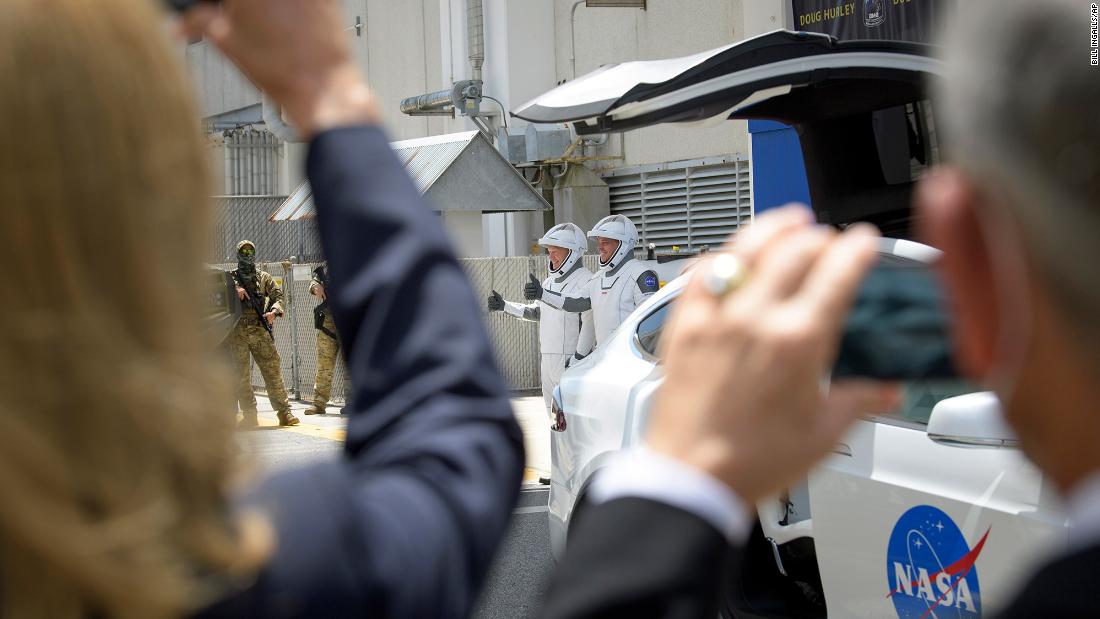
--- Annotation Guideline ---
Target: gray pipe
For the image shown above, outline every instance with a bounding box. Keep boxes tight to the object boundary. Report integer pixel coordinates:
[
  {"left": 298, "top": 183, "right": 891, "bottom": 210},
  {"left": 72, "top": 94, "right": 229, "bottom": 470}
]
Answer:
[
  {"left": 248, "top": 130, "right": 257, "bottom": 195},
  {"left": 400, "top": 88, "right": 457, "bottom": 115},
  {"left": 467, "top": 0, "right": 484, "bottom": 82},
  {"left": 259, "top": 131, "right": 268, "bottom": 195},
  {"left": 224, "top": 133, "right": 233, "bottom": 195},
  {"left": 232, "top": 131, "right": 241, "bottom": 195},
  {"left": 263, "top": 131, "right": 272, "bottom": 195}
]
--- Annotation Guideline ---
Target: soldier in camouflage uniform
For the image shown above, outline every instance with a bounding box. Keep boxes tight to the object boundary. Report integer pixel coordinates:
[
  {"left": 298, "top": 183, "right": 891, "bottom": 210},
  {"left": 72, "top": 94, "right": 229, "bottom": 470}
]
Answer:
[
  {"left": 304, "top": 263, "right": 340, "bottom": 416},
  {"left": 231, "top": 240, "right": 300, "bottom": 427}
]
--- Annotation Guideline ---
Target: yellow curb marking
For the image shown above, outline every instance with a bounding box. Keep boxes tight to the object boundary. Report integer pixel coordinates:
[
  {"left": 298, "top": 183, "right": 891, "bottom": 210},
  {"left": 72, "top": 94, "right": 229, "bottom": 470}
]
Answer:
[{"left": 254, "top": 419, "right": 347, "bottom": 442}]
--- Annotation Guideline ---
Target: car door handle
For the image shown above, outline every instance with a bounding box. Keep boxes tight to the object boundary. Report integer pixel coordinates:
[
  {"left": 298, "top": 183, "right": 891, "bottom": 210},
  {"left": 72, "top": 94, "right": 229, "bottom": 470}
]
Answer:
[{"left": 831, "top": 442, "right": 852, "bottom": 457}]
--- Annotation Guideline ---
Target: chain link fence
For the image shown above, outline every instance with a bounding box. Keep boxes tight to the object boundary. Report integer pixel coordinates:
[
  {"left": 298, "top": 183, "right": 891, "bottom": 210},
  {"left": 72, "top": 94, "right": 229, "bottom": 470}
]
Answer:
[{"left": 213, "top": 197, "right": 324, "bottom": 264}]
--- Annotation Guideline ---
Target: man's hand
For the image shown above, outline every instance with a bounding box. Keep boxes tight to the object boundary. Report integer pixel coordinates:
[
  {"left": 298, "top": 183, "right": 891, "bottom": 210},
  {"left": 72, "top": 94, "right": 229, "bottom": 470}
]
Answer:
[
  {"left": 181, "top": 0, "right": 379, "bottom": 138},
  {"left": 236, "top": 285, "right": 249, "bottom": 301},
  {"left": 647, "top": 206, "right": 897, "bottom": 505},
  {"left": 523, "top": 274, "right": 544, "bottom": 301},
  {"left": 264, "top": 311, "right": 277, "bottom": 326},
  {"left": 313, "top": 284, "right": 327, "bottom": 301},
  {"left": 487, "top": 290, "right": 505, "bottom": 312}
]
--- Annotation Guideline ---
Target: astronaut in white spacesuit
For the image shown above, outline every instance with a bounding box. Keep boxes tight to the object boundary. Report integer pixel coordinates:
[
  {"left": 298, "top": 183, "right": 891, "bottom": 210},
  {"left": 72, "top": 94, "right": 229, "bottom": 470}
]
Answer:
[
  {"left": 488, "top": 222, "right": 595, "bottom": 413},
  {"left": 525, "top": 214, "right": 659, "bottom": 348}
]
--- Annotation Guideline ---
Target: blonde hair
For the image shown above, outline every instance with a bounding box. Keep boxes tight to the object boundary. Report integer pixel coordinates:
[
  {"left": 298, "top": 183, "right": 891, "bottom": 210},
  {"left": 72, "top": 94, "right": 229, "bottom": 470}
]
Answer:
[{"left": 0, "top": 0, "right": 268, "bottom": 617}]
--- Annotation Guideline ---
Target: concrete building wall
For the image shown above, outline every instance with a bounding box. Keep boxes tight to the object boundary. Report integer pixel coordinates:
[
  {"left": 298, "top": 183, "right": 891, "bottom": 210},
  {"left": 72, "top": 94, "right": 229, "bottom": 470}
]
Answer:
[
  {"left": 742, "top": 0, "right": 792, "bottom": 35},
  {"left": 187, "top": 1, "right": 778, "bottom": 256},
  {"left": 186, "top": 42, "right": 260, "bottom": 118},
  {"left": 441, "top": 210, "right": 485, "bottom": 258}
]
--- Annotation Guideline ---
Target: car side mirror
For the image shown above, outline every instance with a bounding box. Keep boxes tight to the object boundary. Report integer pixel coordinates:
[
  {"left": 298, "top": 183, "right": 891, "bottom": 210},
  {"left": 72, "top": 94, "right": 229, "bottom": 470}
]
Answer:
[{"left": 926, "top": 392, "right": 1018, "bottom": 448}]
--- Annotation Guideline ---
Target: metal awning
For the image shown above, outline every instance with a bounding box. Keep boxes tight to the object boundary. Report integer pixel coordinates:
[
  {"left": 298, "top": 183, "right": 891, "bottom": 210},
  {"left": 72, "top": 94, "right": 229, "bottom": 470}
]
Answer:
[{"left": 270, "top": 130, "right": 549, "bottom": 221}]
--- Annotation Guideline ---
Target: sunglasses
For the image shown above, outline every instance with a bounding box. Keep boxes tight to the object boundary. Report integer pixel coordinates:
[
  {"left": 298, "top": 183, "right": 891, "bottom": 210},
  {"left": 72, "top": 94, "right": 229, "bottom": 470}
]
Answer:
[{"left": 238, "top": 247, "right": 256, "bottom": 256}]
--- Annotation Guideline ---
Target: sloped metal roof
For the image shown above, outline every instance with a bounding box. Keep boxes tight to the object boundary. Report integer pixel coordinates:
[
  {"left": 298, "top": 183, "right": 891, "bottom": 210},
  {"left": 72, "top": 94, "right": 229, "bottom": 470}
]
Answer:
[
  {"left": 395, "top": 131, "right": 480, "bottom": 192},
  {"left": 271, "top": 130, "right": 548, "bottom": 221}
]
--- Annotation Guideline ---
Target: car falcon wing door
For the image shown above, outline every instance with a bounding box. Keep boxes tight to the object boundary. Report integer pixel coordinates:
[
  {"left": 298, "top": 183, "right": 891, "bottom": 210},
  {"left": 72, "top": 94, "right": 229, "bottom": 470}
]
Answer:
[{"left": 513, "top": 30, "right": 941, "bottom": 136}]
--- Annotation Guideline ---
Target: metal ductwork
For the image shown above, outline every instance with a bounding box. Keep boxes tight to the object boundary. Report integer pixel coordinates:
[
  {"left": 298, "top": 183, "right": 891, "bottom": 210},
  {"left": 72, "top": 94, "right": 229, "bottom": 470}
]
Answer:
[
  {"left": 401, "top": 0, "right": 488, "bottom": 137},
  {"left": 400, "top": 80, "right": 483, "bottom": 117},
  {"left": 467, "top": 0, "right": 484, "bottom": 82}
]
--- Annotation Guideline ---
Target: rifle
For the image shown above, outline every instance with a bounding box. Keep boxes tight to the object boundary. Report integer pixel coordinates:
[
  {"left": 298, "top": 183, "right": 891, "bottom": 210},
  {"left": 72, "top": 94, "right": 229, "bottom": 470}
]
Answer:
[
  {"left": 232, "top": 270, "right": 275, "bottom": 340},
  {"left": 313, "top": 265, "right": 338, "bottom": 341}
]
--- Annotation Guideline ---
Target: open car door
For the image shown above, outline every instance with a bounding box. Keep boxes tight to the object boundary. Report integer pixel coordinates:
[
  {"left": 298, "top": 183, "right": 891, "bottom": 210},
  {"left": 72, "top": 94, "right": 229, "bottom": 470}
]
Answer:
[{"left": 514, "top": 30, "right": 943, "bottom": 238}]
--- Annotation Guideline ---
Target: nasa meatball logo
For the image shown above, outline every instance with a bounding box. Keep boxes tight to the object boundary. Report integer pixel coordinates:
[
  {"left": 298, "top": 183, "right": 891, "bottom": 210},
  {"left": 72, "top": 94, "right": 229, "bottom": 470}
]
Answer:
[
  {"left": 644, "top": 275, "right": 657, "bottom": 288},
  {"left": 886, "top": 505, "right": 990, "bottom": 618},
  {"left": 864, "top": 0, "right": 886, "bottom": 27}
]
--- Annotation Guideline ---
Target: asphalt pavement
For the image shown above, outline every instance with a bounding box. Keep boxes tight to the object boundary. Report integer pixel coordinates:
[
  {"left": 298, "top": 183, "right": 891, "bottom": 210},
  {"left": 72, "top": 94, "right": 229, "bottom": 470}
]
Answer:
[
  {"left": 237, "top": 395, "right": 554, "bottom": 617},
  {"left": 472, "top": 485, "right": 553, "bottom": 619}
]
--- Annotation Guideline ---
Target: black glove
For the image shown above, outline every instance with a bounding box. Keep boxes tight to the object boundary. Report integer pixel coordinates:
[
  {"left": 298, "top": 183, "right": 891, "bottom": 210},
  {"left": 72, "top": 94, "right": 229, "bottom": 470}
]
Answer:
[
  {"left": 523, "top": 273, "right": 543, "bottom": 301},
  {"left": 566, "top": 352, "right": 585, "bottom": 369},
  {"left": 487, "top": 290, "right": 505, "bottom": 312}
]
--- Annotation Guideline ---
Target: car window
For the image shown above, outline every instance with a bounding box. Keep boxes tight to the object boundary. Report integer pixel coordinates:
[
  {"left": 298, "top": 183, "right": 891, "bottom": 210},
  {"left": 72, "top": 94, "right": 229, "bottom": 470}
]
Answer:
[
  {"left": 636, "top": 275, "right": 971, "bottom": 425},
  {"left": 872, "top": 99, "right": 939, "bottom": 186},
  {"left": 878, "top": 380, "right": 977, "bottom": 426},
  {"left": 635, "top": 301, "right": 673, "bottom": 358}
]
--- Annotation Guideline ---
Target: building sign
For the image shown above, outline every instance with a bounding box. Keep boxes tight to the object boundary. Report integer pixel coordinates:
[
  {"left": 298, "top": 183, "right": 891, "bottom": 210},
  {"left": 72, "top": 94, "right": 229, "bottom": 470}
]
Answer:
[{"left": 792, "top": 0, "right": 951, "bottom": 43}]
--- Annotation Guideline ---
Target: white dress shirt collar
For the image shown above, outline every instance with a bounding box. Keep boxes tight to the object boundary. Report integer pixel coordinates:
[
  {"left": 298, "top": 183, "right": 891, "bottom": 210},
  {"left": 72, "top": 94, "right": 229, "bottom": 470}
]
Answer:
[{"left": 1066, "top": 469, "right": 1100, "bottom": 552}]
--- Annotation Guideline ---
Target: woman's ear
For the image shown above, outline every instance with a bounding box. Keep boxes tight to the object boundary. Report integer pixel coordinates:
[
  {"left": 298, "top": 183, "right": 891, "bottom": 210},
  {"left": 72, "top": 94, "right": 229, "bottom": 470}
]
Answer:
[{"left": 916, "top": 168, "right": 1000, "bottom": 380}]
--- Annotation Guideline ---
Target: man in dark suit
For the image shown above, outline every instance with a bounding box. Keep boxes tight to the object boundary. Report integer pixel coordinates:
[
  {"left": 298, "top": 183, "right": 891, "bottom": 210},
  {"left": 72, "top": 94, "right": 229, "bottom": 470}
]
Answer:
[
  {"left": 541, "top": 0, "right": 1100, "bottom": 617},
  {"left": 180, "top": 2, "right": 523, "bottom": 617}
]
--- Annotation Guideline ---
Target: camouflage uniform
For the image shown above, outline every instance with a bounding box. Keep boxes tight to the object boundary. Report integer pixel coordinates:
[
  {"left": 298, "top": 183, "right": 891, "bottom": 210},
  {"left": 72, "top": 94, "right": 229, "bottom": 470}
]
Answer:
[
  {"left": 231, "top": 241, "right": 298, "bottom": 427},
  {"left": 306, "top": 264, "right": 341, "bottom": 415}
]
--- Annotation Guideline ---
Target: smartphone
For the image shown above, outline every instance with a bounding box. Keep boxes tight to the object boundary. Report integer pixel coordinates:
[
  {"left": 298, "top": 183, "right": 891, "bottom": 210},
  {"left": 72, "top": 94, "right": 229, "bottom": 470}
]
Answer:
[{"left": 831, "top": 260, "right": 958, "bottom": 380}]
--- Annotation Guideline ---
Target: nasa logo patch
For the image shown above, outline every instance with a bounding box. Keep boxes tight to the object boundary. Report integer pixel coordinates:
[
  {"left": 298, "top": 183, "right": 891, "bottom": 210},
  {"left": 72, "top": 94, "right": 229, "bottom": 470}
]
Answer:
[
  {"left": 864, "top": 0, "right": 886, "bottom": 27},
  {"left": 886, "top": 505, "right": 989, "bottom": 618},
  {"left": 645, "top": 275, "right": 657, "bottom": 288}
]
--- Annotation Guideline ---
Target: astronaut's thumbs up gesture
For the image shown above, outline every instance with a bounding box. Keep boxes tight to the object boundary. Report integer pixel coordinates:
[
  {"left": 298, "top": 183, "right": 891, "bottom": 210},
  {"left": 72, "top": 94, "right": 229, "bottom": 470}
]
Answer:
[{"left": 524, "top": 273, "right": 544, "bottom": 301}]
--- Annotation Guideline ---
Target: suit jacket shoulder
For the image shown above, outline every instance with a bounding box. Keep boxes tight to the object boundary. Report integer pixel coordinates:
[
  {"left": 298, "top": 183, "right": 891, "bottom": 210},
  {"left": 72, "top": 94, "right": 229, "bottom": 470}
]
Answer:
[
  {"left": 541, "top": 497, "right": 735, "bottom": 619},
  {"left": 995, "top": 542, "right": 1100, "bottom": 618},
  {"left": 198, "top": 126, "right": 523, "bottom": 619}
]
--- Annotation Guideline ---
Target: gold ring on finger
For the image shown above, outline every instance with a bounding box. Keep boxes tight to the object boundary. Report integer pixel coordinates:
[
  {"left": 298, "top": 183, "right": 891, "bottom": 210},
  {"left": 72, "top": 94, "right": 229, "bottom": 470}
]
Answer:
[{"left": 701, "top": 253, "right": 748, "bottom": 297}]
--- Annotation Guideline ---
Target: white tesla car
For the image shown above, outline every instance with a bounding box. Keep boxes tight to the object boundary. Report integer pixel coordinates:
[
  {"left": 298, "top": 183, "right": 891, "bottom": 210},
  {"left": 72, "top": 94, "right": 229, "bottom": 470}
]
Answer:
[
  {"left": 521, "top": 30, "right": 1070, "bottom": 619},
  {"left": 549, "top": 238, "right": 1067, "bottom": 618}
]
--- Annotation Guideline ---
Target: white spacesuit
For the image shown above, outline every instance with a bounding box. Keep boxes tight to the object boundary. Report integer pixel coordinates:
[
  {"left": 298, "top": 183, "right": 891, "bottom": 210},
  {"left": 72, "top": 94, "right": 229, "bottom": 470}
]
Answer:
[
  {"left": 487, "top": 223, "right": 595, "bottom": 416},
  {"left": 533, "top": 215, "right": 659, "bottom": 347}
]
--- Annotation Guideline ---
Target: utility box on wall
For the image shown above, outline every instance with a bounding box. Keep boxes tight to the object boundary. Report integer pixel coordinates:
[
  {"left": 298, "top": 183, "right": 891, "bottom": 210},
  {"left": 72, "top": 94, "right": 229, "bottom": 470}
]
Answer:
[
  {"left": 496, "top": 127, "right": 528, "bottom": 165},
  {"left": 526, "top": 125, "right": 572, "bottom": 163}
]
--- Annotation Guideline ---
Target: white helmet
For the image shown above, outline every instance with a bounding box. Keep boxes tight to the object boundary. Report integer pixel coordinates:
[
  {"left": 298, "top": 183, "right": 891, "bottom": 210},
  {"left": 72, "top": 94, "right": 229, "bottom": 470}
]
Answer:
[
  {"left": 588, "top": 214, "right": 639, "bottom": 268},
  {"left": 538, "top": 222, "right": 588, "bottom": 274}
]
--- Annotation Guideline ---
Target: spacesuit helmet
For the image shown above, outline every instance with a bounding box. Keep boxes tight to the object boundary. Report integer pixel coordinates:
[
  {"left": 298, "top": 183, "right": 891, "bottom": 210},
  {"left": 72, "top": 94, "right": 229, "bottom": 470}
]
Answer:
[
  {"left": 537, "top": 223, "right": 588, "bottom": 274},
  {"left": 587, "top": 215, "right": 638, "bottom": 268}
]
